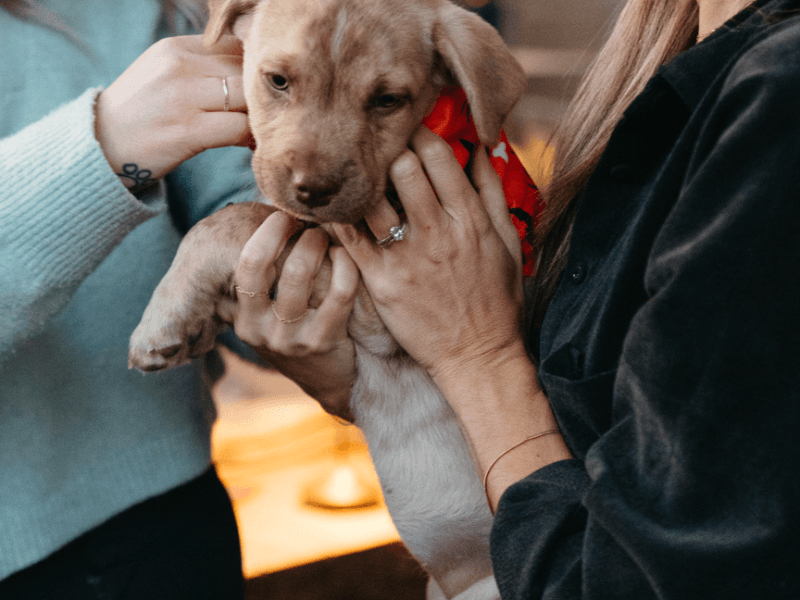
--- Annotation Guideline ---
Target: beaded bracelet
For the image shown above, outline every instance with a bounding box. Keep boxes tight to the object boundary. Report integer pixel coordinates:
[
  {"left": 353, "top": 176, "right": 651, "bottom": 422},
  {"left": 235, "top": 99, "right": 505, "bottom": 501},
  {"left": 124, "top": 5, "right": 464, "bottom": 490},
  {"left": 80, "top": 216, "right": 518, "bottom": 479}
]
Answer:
[{"left": 483, "top": 429, "right": 560, "bottom": 512}]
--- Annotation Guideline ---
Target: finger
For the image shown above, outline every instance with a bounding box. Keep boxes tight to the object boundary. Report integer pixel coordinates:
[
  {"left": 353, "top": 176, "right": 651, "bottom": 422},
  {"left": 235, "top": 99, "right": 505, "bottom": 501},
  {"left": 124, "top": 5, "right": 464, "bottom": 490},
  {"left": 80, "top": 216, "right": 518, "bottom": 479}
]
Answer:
[
  {"left": 471, "top": 147, "right": 521, "bottom": 265},
  {"left": 193, "top": 111, "right": 251, "bottom": 149},
  {"left": 364, "top": 196, "right": 403, "bottom": 244},
  {"left": 273, "top": 227, "right": 329, "bottom": 323},
  {"left": 235, "top": 211, "right": 299, "bottom": 317},
  {"left": 410, "top": 126, "right": 478, "bottom": 215},
  {"left": 311, "top": 246, "right": 359, "bottom": 337},
  {"left": 388, "top": 146, "right": 443, "bottom": 229}
]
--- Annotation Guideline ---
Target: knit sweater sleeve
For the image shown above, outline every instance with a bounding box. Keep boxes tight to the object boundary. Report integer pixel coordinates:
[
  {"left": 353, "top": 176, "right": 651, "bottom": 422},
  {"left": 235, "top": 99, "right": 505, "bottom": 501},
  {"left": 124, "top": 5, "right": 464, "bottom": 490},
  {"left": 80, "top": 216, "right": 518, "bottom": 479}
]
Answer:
[{"left": 0, "top": 88, "right": 166, "bottom": 357}]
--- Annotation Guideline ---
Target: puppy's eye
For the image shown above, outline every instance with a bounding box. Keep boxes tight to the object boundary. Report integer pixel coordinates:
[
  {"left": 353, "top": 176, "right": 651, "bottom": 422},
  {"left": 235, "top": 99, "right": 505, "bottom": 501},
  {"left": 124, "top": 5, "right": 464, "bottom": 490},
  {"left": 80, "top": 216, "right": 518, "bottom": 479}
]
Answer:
[
  {"left": 265, "top": 73, "right": 289, "bottom": 91},
  {"left": 372, "top": 94, "right": 405, "bottom": 110}
]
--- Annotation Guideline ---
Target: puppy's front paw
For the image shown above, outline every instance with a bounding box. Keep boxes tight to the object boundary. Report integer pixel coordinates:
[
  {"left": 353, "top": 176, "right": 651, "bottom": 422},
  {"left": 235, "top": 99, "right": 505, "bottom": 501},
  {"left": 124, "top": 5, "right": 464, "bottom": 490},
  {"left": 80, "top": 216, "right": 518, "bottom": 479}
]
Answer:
[
  {"left": 128, "top": 279, "right": 230, "bottom": 372},
  {"left": 128, "top": 202, "right": 275, "bottom": 372}
]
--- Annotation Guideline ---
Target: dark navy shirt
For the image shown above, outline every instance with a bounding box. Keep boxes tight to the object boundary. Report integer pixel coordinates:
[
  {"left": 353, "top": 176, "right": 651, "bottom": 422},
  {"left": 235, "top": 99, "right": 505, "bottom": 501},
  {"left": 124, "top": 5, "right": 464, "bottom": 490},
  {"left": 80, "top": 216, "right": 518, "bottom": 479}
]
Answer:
[{"left": 491, "top": 0, "right": 800, "bottom": 597}]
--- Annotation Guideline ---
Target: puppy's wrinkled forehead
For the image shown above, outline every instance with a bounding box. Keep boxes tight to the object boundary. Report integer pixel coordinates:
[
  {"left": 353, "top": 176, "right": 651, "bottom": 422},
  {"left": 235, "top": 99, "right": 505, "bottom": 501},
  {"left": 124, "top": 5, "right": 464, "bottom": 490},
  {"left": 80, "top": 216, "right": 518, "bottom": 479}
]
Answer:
[
  {"left": 251, "top": 0, "right": 435, "bottom": 101},
  {"left": 316, "top": 1, "right": 430, "bottom": 66}
]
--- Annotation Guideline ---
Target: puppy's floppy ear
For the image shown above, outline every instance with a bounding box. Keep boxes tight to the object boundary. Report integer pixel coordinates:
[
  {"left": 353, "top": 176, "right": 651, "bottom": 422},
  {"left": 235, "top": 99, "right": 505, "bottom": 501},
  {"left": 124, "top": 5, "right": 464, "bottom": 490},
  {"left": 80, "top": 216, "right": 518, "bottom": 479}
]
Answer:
[
  {"left": 204, "top": 0, "right": 259, "bottom": 46},
  {"left": 433, "top": 2, "right": 526, "bottom": 145}
]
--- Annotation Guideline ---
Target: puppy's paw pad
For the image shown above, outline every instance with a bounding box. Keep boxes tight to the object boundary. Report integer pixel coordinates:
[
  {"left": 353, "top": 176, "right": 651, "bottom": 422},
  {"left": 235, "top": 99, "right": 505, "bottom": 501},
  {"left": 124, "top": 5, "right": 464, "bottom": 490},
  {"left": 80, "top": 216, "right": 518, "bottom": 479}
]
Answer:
[
  {"left": 128, "top": 324, "right": 190, "bottom": 371},
  {"left": 128, "top": 340, "right": 188, "bottom": 372},
  {"left": 129, "top": 316, "right": 221, "bottom": 372}
]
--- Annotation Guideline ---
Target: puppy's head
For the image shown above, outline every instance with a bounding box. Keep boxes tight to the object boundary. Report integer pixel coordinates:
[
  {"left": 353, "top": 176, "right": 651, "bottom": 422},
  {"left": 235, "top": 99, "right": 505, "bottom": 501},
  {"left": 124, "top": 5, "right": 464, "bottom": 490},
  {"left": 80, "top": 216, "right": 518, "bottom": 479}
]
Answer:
[{"left": 206, "top": 0, "right": 525, "bottom": 223}]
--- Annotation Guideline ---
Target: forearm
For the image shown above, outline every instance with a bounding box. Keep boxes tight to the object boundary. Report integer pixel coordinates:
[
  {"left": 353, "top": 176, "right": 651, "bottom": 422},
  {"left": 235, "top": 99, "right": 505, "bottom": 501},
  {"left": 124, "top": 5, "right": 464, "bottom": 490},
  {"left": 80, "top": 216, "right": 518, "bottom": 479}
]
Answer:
[
  {"left": 435, "top": 347, "right": 572, "bottom": 512},
  {"left": 0, "top": 89, "right": 165, "bottom": 355}
]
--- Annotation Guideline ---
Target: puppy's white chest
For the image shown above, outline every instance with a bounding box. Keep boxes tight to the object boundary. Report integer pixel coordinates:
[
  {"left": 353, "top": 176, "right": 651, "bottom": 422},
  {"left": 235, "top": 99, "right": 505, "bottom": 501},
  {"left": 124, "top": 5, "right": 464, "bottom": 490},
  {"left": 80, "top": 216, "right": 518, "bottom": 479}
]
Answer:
[{"left": 349, "top": 342, "right": 495, "bottom": 592}]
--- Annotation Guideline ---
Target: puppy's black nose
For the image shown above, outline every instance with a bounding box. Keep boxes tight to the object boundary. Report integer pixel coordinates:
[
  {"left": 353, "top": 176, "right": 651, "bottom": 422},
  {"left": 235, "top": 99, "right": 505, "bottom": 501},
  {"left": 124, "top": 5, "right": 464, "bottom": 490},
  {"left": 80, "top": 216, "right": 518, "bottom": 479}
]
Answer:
[{"left": 294, "top": 174, "right": 342, "bottom": 208}]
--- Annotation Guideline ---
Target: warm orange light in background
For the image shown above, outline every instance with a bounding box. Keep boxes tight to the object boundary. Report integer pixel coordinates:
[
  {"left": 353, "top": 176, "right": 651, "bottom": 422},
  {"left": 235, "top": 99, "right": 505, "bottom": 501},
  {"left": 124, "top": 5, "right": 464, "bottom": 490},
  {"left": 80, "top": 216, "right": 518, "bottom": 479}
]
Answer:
[
  {"left": 512, "top": 136, "right": 555, "bottom": 189},
  {"left": 211, "top": 348, "right": 399, "bottom": 579}
]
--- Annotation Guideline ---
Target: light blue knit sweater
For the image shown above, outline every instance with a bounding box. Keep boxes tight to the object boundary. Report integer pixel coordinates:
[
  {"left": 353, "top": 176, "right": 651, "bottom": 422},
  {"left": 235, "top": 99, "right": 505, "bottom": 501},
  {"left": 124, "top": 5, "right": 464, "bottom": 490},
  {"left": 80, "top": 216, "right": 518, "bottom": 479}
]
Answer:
[{"left": 0, "top": 0, "right": 257, "bottom": 579}]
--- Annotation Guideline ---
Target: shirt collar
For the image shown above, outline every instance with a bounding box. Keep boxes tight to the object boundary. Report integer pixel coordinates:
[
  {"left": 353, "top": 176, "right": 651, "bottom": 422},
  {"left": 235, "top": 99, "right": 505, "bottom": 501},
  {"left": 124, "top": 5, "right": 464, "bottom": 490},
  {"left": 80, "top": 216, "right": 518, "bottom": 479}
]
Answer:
[{"left": 659, "top": 0, "right": 796, "bottom": 110}]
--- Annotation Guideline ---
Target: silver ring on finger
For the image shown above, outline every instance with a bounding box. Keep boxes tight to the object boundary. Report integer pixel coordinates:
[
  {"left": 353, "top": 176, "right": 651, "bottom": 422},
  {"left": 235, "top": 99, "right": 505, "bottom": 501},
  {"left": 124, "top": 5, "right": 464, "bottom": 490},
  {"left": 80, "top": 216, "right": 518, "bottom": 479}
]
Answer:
[
  {"left": 376, "top": 223, "right": 408, "bottom": 249},
  {"left": 221, "top": 77, "right": 230, "bottom": 112},
  {"left": 271, "top": 303, "right": 308, "bottom": 325}
]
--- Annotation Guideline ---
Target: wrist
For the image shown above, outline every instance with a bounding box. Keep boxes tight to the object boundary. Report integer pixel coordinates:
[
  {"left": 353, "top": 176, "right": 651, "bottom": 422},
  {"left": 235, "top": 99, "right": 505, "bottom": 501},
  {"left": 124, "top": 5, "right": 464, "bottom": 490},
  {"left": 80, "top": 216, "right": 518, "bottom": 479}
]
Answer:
[
  {"left": 94, "top": 91, "right": 162, "bottom": 193},
  {"left": 482, "top": 428, "right": 561, "bottom": 512},
  {"left": 434, "top": 348, "right": 556, "bottom": 454},
  {"left": 302, "top": 381, "right": 355, "bottom": 423},
  {"left": 260, "top": 346, "right": 357, "bottom": 423},
  {"left": 431, "top": 340, "right": 535, "bottom": 415},
  {"left": 431, "top": 347, "right": 573, "bottom": 511},
  {"left": 114, "top": 163, "right": 159, "bottom": 193}
]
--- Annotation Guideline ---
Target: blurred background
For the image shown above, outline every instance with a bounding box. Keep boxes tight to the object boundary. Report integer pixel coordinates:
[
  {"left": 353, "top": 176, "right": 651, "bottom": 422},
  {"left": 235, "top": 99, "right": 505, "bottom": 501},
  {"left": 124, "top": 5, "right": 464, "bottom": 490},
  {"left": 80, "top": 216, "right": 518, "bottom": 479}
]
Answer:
[{"left": 212, "top": 2, "right": 624, "bottom": 598}]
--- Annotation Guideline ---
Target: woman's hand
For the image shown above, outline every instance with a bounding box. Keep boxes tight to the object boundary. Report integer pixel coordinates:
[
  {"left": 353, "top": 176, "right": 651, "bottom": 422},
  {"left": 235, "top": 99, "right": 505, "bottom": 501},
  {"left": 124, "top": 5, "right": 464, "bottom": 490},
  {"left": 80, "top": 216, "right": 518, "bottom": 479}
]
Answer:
[
  {"left": 334, "top": 128, "right": 571, "bottom": 508},
  {"left": 333, "top": 126, "right": 529, "bottom": 393},
  {"left": 232, "top": 211, "right": 360, "bottom": 422},
  {"left": 95, "top": 35, "right": 251, "bottom": 190}
]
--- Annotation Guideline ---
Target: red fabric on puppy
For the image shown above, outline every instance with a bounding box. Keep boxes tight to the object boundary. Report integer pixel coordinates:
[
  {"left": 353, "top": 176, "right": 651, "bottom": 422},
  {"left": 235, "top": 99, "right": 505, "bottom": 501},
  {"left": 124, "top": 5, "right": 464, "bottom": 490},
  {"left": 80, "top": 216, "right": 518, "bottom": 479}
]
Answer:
[{"left": 422, "top": 86, "right": 542, "bottom": 276}]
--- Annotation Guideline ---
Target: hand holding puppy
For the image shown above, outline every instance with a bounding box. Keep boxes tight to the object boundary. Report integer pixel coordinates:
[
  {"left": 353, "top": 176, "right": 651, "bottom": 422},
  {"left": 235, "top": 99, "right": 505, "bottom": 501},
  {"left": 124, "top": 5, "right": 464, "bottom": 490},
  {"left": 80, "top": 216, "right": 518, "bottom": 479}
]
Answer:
[
  {"left": 334, "top": 126, "right": 528, "bottom": 393},
  {"left": 95, "top": 35, "right": 252, "bottom": 189},
  {"left": 232, "top": 211, "right": 361, "bottom": 422}
]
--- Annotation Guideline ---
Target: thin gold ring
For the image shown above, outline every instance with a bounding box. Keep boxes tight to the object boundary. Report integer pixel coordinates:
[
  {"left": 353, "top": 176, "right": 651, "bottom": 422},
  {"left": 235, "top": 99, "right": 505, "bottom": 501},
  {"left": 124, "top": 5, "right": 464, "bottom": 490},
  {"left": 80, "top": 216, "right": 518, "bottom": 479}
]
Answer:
[
  {"left": 271, "top": 303, "right": 308, "bottom": 325},
  {"left": 235, "top": 285, "right": 267, "bottom": 298}
]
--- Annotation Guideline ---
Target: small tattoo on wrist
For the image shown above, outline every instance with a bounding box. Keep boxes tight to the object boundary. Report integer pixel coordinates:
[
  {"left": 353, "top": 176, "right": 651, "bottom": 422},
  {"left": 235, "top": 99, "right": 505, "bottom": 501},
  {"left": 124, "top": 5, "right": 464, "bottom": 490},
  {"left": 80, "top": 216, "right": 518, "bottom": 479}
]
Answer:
[{"left": 118, "top": 163, "right": 156, "bottom": 193}]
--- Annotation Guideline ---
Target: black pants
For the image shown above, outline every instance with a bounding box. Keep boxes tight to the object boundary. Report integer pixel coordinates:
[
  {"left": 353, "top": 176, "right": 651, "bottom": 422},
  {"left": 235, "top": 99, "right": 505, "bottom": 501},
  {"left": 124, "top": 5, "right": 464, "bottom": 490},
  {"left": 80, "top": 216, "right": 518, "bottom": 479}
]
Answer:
[{"left": 0, "top": 467, "right": 244, "bottom": 600}]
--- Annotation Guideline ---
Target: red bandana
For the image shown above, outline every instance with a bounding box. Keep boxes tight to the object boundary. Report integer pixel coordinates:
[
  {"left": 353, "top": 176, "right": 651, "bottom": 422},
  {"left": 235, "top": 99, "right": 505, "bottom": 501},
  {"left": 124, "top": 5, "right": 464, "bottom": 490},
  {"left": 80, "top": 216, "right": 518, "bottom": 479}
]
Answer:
[{"left": 422, "top": 86, "right": 542, "bottom": 276}]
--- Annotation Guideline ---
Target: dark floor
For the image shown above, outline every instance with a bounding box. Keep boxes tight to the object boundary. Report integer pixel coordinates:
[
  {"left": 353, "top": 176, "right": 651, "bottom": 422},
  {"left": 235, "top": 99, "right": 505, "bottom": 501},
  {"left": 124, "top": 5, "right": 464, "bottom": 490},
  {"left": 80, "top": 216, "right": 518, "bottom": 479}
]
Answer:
[{"left": 245, "top": 543, "right": 428, "bottom": 600}]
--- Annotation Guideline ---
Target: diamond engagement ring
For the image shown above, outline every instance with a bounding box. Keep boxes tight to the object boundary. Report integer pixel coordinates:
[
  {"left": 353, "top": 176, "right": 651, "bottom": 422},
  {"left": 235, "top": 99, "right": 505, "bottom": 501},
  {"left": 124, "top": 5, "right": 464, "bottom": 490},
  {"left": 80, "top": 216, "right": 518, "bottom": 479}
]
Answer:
[{"left": 376, "top": 223, "right": 408, "bottom": 248}]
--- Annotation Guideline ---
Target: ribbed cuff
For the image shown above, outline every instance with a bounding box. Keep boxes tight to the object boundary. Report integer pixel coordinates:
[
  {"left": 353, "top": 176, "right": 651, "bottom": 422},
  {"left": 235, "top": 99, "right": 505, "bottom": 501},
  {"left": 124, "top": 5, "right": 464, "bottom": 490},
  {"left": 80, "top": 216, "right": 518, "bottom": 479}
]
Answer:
[{"left": 0, "top": 88, "right": 166, "bottom": 287}]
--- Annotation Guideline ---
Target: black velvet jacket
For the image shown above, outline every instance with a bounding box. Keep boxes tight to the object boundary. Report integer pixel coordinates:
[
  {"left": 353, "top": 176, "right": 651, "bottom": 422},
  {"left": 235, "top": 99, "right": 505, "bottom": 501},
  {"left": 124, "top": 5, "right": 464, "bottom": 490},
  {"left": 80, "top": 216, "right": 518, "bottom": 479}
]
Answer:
[{"left": 490, "top": 1, "right": 800, "bottom": 597}]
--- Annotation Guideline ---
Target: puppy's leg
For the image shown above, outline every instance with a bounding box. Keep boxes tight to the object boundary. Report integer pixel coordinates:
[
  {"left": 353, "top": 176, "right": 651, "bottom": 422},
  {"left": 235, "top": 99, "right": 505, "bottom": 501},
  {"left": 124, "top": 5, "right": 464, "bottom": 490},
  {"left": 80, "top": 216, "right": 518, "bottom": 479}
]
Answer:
[{"left": 129, "top": 202, "right": 276, "bottom": 372}]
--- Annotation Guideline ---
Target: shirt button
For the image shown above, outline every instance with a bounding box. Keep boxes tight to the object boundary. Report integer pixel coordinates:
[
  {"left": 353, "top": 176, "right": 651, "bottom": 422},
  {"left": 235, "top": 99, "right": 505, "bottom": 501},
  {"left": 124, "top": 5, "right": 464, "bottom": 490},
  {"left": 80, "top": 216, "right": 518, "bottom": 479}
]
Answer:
[
  {"left": 610, "top": 164, "right": 634, "bottom": 181},
  {"left": 570, "top": 261, "right": 587, "bottom": 284}
]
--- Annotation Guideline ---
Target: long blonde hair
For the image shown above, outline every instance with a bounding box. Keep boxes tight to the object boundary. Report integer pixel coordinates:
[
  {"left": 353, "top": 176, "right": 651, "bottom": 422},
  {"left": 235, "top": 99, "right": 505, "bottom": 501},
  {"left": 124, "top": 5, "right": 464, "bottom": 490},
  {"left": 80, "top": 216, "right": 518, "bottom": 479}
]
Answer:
[{"left": 530, "top": 0, "right": 699, "bottom": 324}]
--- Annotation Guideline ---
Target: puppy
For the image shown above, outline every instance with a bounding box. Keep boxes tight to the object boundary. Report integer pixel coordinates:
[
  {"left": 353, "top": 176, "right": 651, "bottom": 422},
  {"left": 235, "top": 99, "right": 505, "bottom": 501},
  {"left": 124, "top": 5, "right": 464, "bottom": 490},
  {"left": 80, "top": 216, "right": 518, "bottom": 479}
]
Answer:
[{"left": 130, "top": 1, "right": 527, "bottom": 598}]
